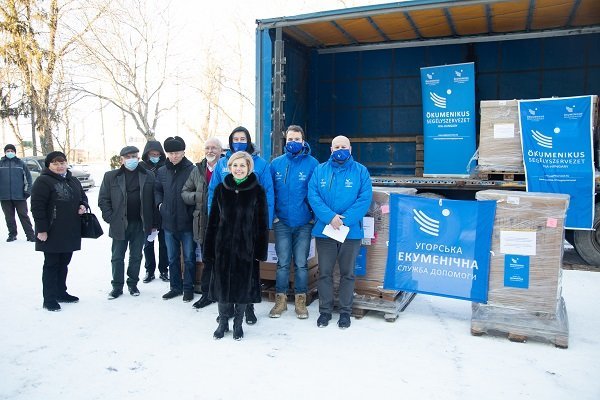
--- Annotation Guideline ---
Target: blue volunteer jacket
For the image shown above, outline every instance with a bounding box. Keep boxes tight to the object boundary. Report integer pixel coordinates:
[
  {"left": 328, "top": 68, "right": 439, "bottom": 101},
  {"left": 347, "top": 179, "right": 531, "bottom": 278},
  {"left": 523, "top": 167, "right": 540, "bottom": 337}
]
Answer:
[
  {"left": 308, "top": 155, "right": 372, "bottom": 240},
  {"left": 208, "top": 150, "right": 274, "bottom": 226},
  {"left": 270, "top": 142, "right": 319, "bottom": 228}
]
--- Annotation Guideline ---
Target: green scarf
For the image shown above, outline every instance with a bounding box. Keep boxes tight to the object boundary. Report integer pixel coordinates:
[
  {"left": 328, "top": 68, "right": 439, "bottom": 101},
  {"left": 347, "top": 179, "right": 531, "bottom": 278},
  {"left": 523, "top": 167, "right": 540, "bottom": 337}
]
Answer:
[{"left": 234, "top": 176, "right": 248, "bottom": 185}]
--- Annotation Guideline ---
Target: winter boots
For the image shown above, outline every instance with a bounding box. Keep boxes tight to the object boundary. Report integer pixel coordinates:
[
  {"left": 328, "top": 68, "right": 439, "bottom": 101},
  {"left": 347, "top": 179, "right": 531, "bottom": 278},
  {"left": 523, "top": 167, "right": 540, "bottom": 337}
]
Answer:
[
  {"left": 233, "top": 304, "right": 246, "bottom": 340},
  {"left": 269, "top": 293, "right": 288, "bottom": 318},
  {"left": 213, "top": 318, "right": 229, "bottom": 339},
  {"left": 294, "top": 293, "right": 309, "bottom": 319},
  {"left": 245, "top": 303, "right": 257, "bottom": 325}
]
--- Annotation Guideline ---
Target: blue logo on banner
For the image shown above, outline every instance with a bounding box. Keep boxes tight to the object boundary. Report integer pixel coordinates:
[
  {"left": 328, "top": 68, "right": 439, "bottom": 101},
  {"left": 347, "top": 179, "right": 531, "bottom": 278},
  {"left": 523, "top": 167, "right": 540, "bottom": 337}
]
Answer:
[
  {"left": 420, "top": 63, "right": 476, "bottom": 176},
  {"left": 519, "top": 96, "right": 595, "bottom": 229},
  {"left": 504, "top": 255, "right": 529, "bottom": 289},
  {"left": 383, "top": 194, "right": 496, "bottom": 302}
]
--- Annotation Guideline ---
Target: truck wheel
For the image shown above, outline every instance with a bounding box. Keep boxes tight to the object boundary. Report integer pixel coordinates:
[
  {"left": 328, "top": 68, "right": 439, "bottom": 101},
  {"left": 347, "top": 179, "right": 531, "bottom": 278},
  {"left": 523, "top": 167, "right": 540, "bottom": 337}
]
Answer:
[{"left": 571, "top": 203, "right": 600, "bottom": 268}]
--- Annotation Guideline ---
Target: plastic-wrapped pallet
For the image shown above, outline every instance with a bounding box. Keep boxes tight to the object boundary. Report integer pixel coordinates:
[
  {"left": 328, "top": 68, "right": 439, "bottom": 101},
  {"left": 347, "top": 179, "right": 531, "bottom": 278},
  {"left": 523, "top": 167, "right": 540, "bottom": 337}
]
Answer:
[
  {"left": 353, "top": 187, "right": 417, "bottom": 298},
  {"left": 478, "top": 100, "right": 524, "bottom": 172},
  {"left": 472, "top": 190, "right": 570, "bottom": 347}
]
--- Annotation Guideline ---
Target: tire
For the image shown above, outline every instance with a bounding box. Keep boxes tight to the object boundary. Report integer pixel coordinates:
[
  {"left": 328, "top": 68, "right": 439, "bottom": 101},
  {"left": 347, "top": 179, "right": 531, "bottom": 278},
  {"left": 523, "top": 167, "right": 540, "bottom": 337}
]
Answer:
[{"left": 571, "top": 203, "right": 600, "bottom": 268}]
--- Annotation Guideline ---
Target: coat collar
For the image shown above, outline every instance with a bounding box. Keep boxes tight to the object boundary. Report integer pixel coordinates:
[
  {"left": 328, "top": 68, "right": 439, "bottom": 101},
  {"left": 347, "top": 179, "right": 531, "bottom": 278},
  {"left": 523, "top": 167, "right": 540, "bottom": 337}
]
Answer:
[{"left": 223, "top": 172, "right": 258, "bottom": 191}]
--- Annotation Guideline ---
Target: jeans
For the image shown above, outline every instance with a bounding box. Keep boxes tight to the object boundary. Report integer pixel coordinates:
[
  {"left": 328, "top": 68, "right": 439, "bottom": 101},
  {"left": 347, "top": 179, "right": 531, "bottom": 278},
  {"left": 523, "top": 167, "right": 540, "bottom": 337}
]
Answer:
[
  {"left": 274, "top": 220, "right": 313, "bottom": 294},
  {"left": 1, "top": 199, "right": 34, "bottom": 238},
  {"left": 315, "top": 237, "right": 361, "bottom": 314},
  {"left": 42, "top": 252, "right": 73, "bottom": 302},
  {"left": 143, "top": 229, "right": 168, "bottom": 275},
  {"left": 164, "top": 229, "right": 196, "bottom": 293},
  {"left": 111, "top": 220, "right": 145, "bottom": 289}
]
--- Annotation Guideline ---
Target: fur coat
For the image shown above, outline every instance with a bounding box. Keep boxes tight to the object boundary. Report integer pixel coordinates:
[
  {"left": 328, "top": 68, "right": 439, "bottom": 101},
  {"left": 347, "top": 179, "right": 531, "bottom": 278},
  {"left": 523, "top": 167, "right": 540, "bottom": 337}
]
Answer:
[{"left": 203, "top": 173, "right": 268, "bottom": 304}]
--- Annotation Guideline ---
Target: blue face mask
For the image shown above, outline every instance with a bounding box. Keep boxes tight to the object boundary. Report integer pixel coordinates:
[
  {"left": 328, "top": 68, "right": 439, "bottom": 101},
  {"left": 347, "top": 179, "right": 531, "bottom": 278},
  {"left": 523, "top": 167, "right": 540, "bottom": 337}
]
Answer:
[
  {"left": 332, "top": 148, "right": 351, "bottom": 162},
  {"left": 5, "top": 152, "right": 15, "bottom": 159},
  {"left": 285, "top": 141, "right": 303, "bottom": 155},
  {"left": 231, "top": 142, "right": 247, "bottom": 152},
  {"left": 124, "top": 158, "right": 139, "bottom": 171},
  {"left": 149, "top": 156, "right": 160, "bottom": 164}
]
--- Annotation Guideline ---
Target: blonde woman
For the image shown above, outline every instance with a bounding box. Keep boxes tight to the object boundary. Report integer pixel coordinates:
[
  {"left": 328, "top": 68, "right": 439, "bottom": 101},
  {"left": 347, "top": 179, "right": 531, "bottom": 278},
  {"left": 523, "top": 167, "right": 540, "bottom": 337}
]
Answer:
[{"left": 203, "top": 151, "right": 268, "bottom": 340}]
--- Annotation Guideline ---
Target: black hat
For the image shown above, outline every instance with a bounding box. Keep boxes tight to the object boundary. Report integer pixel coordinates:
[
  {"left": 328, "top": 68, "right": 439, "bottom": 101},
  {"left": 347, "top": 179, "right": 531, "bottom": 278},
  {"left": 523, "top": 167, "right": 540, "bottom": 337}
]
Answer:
[
  {"left": 164, "top": 136, "right": 186, "bottom": 152},
  {"left": 119, "top": 145, "right": 140, "bottom": 157},
  {"left": 45, "top": 151, "right": 67, "bottom": 167},
  {"left": 4, "top": 144, "right": 16, "bottom": 153}
]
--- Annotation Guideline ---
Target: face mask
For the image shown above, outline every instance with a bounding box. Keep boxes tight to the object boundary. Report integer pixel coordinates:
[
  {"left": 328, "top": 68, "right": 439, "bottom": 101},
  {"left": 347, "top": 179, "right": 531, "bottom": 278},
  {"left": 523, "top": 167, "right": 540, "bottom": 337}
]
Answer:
[
  {"left": 285, "top": 141, "right": 303, "bottom": 155},
  {"left": 332, "top": 149, "right": 351, "bottom": 162},
  {"left": 5, "top": 152, "right": 15, "bottom": 159},
  {"left": 231, "top": 142, "right": 247, "bottom": 152},
  {"left": 149, "top": 156, "right": 160, "bottom": 164},
  {"left": 124, "top": 159, "right": 139, "bottom": 171}
]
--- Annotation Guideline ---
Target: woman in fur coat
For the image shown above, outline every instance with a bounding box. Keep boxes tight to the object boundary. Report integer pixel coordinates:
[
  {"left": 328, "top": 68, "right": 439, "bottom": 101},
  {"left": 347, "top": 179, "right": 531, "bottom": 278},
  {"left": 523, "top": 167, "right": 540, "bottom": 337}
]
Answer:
[{"left": 203, "top": 151, "right": 268, "bottom": 340}]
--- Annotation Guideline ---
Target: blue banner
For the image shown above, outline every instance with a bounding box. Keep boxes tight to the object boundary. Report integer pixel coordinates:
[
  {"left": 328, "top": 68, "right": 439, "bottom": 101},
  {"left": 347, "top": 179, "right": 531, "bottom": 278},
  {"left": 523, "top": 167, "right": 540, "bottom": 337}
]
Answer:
[
  {"left": 383, "top": 194, "right": 496, "bottom": 302},
  {"left": 420, "top": 62, "right": 476, "bottom": 177},
  {"left": 519, "top": 96, "right": 595, "bottom": 229}
]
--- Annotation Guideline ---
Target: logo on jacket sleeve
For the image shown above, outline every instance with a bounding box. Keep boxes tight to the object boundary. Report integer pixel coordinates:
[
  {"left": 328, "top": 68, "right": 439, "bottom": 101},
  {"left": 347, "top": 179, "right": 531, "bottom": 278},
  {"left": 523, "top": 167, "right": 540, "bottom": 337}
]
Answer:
[{"left": 320, "top": 178, "right": 327, "bottom": 188}]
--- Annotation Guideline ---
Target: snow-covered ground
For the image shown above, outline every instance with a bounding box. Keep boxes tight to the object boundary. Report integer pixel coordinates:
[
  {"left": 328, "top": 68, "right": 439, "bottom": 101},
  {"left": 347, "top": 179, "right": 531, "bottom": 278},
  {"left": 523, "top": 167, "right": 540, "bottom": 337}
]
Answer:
[{"left": 1, "top": 166, "right": 599, "bottom": 400}]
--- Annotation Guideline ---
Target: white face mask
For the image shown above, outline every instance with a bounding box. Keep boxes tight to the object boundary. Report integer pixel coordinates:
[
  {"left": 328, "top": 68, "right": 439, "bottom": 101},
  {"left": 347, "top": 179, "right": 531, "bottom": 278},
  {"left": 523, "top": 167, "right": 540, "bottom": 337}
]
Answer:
[{"left": 206, "top": 154, "right": 217, "bottom": 163}]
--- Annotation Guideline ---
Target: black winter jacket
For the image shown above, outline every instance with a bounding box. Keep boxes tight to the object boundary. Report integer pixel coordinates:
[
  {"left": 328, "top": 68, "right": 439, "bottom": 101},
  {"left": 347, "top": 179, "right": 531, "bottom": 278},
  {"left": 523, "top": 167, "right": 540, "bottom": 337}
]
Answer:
[
  {"left": 0, "top": 156, "right": 32, "bottom": 200},
  {"left": 204, "top": 173, "right": 269, "bottom": 304},
  {"left": 31, "top": 169, "right": 88, "bottom": 253},
  {"left": 154, "top": 157, "right": 194, "bottom": 232},
  {"left": 98, "top": 165, "right": 158, "bottom": 240}
]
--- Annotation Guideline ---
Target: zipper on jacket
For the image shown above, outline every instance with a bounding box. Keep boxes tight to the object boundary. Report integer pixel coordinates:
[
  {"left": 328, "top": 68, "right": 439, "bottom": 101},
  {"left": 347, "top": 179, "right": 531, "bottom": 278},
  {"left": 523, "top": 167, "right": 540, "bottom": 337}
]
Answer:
[{"left": 283, "top": 165, "right": 289, "bottom": 184}]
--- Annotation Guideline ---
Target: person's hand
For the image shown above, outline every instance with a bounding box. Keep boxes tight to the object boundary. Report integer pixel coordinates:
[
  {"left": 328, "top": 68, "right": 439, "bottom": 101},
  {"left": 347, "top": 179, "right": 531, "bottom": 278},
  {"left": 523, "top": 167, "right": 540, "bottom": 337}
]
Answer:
[
  {"left": 78, "top": 205, "right": 86, "bottom": 215},
  {"left": 37, "top": 232, "right": 48, "bottom": 241},
  {"left": 330, "top": 214, "right": 345, "bottom": 230}
]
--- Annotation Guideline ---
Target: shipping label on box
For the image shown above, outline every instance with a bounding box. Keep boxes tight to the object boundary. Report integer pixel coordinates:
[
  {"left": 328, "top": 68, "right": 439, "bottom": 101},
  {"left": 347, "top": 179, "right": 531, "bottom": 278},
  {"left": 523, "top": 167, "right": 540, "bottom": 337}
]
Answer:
[{"left": 504, "top": 254, "right": 530, "bottom": 289}]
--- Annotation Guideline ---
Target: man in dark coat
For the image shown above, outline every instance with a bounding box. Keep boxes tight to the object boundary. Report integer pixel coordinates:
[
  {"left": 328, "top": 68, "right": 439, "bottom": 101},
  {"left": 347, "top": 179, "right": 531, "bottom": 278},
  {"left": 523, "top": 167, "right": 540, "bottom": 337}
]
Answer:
[
  {"left": 181, "top": 137, "right": 223, "bottom": 309},
  {"left": 139, "top": 140, "right": 169, "bottom": 283},
  {"left": 0, "top": 144, "right": 35, "bottom": 242},
  {"left": 154, "top": 136, "right": 196, "bottom": 302},
  {"left": 31, "top": 151, "right": 88, "bottom": 311},
  {"left": 99, "top": 146, "right": 158, "bottom": 299}
]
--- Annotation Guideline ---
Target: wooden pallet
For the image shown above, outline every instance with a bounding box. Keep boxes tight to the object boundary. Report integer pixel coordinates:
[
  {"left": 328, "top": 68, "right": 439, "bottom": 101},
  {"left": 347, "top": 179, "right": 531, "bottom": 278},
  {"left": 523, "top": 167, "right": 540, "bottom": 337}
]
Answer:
[
  {"left": 471, "top": 297, "right": 569, "bottom": 348},
  {"left": 351, "top": 291, "right": 416, "bottom": 322},
  {"left": 478, "top": 170, "right": 525, "bottom": 182}
]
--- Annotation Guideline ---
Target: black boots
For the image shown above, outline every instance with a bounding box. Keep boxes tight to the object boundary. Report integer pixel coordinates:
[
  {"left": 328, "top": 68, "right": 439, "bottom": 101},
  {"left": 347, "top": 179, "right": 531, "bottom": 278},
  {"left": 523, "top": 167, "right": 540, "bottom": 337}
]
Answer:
[
  {"left": 193, "top": 294, "right": 215, "bottom": 309},
  {"left": 245, "top": 303, "right": 257, "bottom": 325},
  {"left": 233, "top": 304, "right": 246, "bottom": 340},
  {"left": 213, "top": 318, "right": 230, "bottom": 339}
]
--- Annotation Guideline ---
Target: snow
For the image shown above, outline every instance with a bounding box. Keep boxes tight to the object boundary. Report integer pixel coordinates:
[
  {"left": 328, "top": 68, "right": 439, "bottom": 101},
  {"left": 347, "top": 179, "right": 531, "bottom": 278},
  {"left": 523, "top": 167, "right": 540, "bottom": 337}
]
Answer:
[{"left": 1, "top": 165, "right": 599, "bottom": 400}]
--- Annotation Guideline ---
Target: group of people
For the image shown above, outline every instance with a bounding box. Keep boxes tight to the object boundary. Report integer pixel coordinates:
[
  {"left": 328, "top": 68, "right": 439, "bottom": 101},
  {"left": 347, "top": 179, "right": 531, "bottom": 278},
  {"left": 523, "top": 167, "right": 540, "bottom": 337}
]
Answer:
[{"left": 2, "top": 124, "right": 373, "bottom": 340}]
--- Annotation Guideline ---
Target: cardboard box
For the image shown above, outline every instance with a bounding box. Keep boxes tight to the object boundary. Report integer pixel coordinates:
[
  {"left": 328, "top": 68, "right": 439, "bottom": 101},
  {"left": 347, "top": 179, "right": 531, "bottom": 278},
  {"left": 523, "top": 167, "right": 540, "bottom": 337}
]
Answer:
[
  {"left": 475, "top": 190, "right": 569, "bottom": 314},
  {"left": 478, "top": 100, "right": 524, "bottom": 172}
]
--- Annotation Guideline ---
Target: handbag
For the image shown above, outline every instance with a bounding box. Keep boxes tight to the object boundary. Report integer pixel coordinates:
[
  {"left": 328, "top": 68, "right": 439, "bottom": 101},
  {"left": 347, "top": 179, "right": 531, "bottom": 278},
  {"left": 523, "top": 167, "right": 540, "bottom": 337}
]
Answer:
[{"left": 81, "top": 208, "right": 104, "bottom": 239}]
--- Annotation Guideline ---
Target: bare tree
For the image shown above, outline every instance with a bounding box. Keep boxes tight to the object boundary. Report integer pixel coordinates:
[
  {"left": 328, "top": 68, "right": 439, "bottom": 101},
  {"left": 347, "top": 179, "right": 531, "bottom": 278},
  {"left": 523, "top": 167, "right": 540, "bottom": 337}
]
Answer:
[
  {"left": 76, "top": 0, "right": 173, "bottom": 141},
  {"left": 0, "top": 0, "right": 104, "bottom": 154}
]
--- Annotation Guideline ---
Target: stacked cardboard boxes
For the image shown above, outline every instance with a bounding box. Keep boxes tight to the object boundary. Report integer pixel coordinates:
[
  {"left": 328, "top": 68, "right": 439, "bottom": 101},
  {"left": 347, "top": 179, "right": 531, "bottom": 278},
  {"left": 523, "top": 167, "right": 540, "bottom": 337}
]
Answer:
[
  {"left": 478, "top": 100, "right": 524, "bottom": 172},
  {"left": 354, "top": 187, "right": 417, "bottom": 298},
  {"left": 472, "top": 190, "right": 570, "bottom": 346}
]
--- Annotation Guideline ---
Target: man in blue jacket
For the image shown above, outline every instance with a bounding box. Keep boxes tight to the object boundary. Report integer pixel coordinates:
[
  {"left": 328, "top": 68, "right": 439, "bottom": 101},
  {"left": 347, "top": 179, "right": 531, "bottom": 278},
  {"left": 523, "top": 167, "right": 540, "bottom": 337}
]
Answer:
[
  {"left": 154, "top": 136, "right": 196, "bottom": 303},
  {"left": 269, "top": 125, "right": 318, "bottom": 319},
  {"left": 308, "top": 136, "right": 372, "bottom": 329},
  {"left": 207, "top": 126, "right": 274, "bottom": 324},
  {"left": 0, "top": 144, "right": 35, "bottom": 242}
]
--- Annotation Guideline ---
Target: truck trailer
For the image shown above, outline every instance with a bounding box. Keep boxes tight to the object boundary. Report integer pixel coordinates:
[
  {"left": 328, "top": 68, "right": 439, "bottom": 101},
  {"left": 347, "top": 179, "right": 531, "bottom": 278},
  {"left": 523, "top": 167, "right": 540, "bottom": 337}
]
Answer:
[{"left": 255, "top": 0, "right": 600, "bottom": 264}]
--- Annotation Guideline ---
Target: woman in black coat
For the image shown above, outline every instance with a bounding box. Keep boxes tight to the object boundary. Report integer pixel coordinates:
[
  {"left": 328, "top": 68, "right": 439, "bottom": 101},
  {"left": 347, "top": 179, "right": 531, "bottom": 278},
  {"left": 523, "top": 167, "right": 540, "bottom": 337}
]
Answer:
[
  {"left": 30, "top": 152, "right": 88, "bottom": 312},
  {"left": 203, "top": 151, "right": 268, "bottom": 340}
]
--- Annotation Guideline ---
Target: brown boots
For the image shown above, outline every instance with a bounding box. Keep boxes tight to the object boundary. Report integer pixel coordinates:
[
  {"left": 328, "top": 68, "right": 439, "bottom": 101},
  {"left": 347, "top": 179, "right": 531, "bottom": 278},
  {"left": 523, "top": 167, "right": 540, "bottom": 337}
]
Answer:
[
  {"left": 294, "top": 293, "right": 308, "bottom": 319},
  {"left": 269, "top": 293, "right": 288, "bottom": 318}
]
